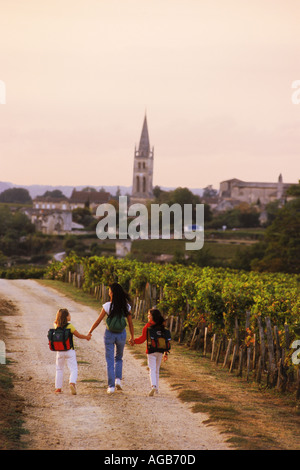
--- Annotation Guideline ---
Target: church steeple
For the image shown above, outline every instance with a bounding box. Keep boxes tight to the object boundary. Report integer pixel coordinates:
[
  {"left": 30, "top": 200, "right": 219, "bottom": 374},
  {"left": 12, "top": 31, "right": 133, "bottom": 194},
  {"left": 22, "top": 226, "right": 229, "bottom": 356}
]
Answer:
[
  {"left": 131, "top": 114, "right": 154, "bottom": 202},
  {"left": 277, "top": 173, "right": 283, "bottom": 201},
  {"left": 138, "top": 115, "right": 150, "bottom": 157}
]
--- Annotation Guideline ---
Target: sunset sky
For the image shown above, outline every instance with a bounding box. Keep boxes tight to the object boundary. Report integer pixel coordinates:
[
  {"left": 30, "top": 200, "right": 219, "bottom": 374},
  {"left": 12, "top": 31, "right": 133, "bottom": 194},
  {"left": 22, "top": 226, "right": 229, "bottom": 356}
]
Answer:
[{"left": 0, "top": 0, "right": 299, "bottom": 192}]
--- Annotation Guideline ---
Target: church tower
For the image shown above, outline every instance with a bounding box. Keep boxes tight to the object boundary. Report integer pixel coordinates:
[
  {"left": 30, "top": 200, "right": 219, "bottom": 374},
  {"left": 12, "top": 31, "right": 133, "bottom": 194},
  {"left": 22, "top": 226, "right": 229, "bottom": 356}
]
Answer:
[
  {"left": 131, "top": 114, "right": 154, "bottom": 203},
  {"left": 277, "top": 173, "right": 283, "bottom": 200}
]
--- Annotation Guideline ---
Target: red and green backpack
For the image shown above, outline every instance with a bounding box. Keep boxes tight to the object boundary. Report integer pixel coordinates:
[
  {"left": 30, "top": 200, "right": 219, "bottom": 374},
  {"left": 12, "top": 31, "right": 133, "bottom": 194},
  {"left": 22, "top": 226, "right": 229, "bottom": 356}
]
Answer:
[{"left": 47, "top": 326, "right": 74, "bottom": 351}]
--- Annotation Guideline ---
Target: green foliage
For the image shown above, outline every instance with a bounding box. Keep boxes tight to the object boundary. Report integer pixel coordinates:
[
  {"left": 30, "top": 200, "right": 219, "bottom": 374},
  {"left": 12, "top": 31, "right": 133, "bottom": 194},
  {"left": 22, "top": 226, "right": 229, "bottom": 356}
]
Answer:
[
  {"left": 42, "top": 189, "right": 67, "bottom": 199},
  {"left": 63, "top": 235, "right": 88, "bottom": 256},
  {"left": 232, "top": 242, "right": 267, "bottom": 271},
  {"left": 253, "top": 200, "right": 300, "bottom": 273},
  {"left": 0, "top": 206, "right": 54, "bottom": 257},
  {"left": 0, "top": 188, "right": 32, "bottom": 204},
  {"left": 264, "top": 200, "right": 281, "bottom": 226},
  {"left": 45, "top": 254, "right": 300, "bottom": 332},
  {"left": 152, "top": 186, "right": 212, "bottom": 223},
  {"left": 0, "top": 265, "right": 46, "bottom": 279},
  {"left": 0, "top": 207, "right": 55, "bottom": 258},
  {"left": 167, "top": 187, "right": 201, "bottom": 206},
  {"left": 0, "top": 206, "right": 34, "bottom": 238},
  {"left": 208, "top": 204, "right": 260, "bottom": 229},
  {"left": 286, "top": 181, "right": 300, "bottom": 197},
  {"left": 45, "top": 254, "right": 300, "bottom": 370},
  {"left": 72, "top": 207, "right": 96, "bottom": 228}
]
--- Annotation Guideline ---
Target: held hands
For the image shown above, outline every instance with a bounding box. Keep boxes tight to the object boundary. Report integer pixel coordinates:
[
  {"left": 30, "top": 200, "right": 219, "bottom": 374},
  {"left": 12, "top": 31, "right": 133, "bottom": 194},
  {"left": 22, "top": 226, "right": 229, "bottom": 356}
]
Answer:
[
  {"left": 86, "top": 333, "right": 92, "bottom": 341},
  {"left": 85, "top": 332, "right": 134, "bottom": 344}
]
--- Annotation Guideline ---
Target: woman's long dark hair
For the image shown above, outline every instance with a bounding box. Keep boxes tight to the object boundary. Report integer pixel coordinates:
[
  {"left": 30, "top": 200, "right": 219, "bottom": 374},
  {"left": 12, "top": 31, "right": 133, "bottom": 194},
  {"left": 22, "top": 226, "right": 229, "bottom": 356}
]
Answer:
[
  {"left": 109, "top": 282, "right": 131, "bottom": 318},
  {"left": 149, "top": 308, "right": 165, "bottom": 329}
]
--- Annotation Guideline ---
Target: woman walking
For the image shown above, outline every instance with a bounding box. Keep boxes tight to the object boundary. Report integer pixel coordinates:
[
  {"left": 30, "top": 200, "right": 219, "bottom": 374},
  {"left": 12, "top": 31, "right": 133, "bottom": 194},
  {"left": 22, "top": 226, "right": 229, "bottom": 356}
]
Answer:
[{"left": 88, "top": 283, "right": 134, "bottom": 394}]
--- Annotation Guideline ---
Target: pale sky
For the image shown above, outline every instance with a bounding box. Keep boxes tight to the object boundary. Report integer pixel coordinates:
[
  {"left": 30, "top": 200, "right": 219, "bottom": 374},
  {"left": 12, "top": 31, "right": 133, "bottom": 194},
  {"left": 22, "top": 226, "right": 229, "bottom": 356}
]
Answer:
[{"left": 0, "top": 0, "right": 299, "bottom": 191}]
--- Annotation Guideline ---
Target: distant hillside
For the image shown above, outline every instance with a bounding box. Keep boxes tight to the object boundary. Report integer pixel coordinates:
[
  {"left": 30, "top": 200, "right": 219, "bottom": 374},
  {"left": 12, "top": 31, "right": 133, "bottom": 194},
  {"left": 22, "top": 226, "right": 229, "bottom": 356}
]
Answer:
[
  {"left": 0, "top": 182, "right": 204, "bottom": 199},
  {"left": 0, "top": 182, "right": 131, "bottom": 198}
]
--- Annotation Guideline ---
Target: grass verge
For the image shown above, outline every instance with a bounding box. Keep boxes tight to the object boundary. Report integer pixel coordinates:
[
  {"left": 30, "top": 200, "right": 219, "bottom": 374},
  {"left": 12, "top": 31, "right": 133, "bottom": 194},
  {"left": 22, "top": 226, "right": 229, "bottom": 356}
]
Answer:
[{"left": 0, "top": 300, "right": 28, "bottom": 450}]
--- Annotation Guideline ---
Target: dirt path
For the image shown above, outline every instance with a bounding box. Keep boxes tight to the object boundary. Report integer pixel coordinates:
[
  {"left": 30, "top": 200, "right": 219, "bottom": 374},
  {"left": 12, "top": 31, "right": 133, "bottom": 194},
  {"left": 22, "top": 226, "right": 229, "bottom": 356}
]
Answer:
[{"left": 0, "top": 279, "right": 229, "bottom": 451}]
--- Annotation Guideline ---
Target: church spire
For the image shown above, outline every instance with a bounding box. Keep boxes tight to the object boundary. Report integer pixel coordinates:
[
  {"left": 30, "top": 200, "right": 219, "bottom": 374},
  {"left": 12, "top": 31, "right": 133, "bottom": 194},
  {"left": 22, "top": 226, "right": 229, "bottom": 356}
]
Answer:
[
  {"left": 131, "top": 114, "right": 154, "bottom": 202},
  {"left": 138, "top": 114, "right": 150, "bottom": 157}
]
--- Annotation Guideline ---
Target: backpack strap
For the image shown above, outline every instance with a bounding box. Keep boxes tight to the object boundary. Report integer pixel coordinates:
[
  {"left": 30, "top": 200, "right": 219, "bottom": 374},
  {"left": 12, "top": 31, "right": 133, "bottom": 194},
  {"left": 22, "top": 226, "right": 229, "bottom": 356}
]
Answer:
[
  {"left": 60, "top": 325, "right": 73, "bottom": 350},
  {"left": 147, "top": 326, "right": 160, "bottom": 353},
  {"left": 64, "top": 324, "right": 74, "bottom": 350},
  {"left": 50, "top": 334, "right": 55, "bottom": 351}
]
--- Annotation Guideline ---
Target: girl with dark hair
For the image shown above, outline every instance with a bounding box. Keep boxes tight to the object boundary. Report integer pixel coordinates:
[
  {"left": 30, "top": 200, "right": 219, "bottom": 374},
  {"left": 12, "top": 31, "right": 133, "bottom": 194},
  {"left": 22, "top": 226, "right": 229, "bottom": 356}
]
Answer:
[
  {"left": 130, "top": 308, "right": 168, "bottom": 396},
  {"left": 88, "top": 283, "right": 134, "bottom": 394}
]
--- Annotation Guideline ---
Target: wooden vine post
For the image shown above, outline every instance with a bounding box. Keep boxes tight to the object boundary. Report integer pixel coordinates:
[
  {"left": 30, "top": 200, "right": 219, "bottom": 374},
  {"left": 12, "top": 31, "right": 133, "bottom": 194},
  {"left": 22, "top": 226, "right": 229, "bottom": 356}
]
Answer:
[
  {"left": 257, "top": 316, "right": 266, "bottom": 372},
  {"left": 265, "top": 317, "right": 277, "bottom": 387}
]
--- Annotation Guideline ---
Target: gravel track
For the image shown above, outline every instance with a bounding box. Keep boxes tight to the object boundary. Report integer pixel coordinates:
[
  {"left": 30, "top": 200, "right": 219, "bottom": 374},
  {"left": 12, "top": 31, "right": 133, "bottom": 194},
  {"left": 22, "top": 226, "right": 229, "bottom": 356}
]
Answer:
[{"left": 0, "top": 279, "right": 229, "bottom": 450}]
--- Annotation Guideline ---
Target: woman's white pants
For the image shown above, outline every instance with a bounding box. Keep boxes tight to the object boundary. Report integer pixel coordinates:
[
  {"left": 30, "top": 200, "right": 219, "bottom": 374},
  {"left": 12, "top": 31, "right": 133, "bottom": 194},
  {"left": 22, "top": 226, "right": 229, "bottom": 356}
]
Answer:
[
  {"left": 147, "top": 352, "right": 163, "bottom": 389},
  {"left": 55, "top": 349, "right": 78, "bottom": 389}
]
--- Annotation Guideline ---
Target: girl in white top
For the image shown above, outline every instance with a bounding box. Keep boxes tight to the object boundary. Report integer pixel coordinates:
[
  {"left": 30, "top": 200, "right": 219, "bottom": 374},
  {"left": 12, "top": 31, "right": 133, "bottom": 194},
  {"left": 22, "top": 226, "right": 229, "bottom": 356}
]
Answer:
[{"left": 88, "top": 283, "right": 134, "bottom": 394}]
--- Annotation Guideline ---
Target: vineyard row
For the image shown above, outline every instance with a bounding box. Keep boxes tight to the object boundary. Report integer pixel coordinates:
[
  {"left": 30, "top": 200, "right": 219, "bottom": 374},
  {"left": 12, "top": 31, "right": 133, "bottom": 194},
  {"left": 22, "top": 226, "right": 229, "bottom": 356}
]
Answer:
[{"left": 45, "top": 254, "right": 300, "bottom": 399}]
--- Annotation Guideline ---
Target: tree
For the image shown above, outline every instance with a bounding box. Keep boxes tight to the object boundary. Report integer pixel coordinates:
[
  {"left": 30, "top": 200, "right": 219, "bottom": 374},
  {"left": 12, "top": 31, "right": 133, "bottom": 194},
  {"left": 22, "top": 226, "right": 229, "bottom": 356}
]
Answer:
[
  {"left": 0, "top": 206, "right": 42, "bottom": 257},
  {"left": 82, "top": 186, "right": 96, "bottom": 192},
  {"left": 232, "top": 242, "right": 267, "bottom": 271},
  {"left": 237, "top": 204, "right": 260, "bottom": 228},
  {"left": 187, "top": 246, "right": 216, "bottom": 267},
  {"left": 208, "top": 204, "right": 260, "bottom": 229},
  {"left": 42, "top": 190, "right": 67, "bottom": 199},
  {"left": 264, "top": 200, "right": 281, "bottom": 226},
  {"left": 0, "top": 206, "right": 34, "bottom": 237},
  {"left": 286, "top": 181, "right": 300, "bottom": 197},
  {"left": 153, "top": 185, "right": 169, "bottom": 203},
  {"left": 168, "top": 187, "right": 201, "bottom": 206},
  {"left": 203, "top": 185, "right": 218, "bottom": 198},
  {"left": 166, "top": 187, "right": 212, "bottom": 223},
  {"left": 0, "top": 188, "right": 32, "bottom": 204},
  {"left": 72, "top": 207, "right": 95, "bottom": 227},
  {"left": 253, "top": 197, "right": 300, "bottom": 273}
]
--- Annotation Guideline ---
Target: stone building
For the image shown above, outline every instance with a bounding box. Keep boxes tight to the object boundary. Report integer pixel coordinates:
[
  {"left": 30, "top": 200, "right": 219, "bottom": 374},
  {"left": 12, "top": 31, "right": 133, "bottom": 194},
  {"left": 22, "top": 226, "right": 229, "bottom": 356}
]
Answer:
[
  {"left": 69, "top": 189, "right": 110, "bottom": 213},
  {"left": 33, "top": 195, "right": 71, "bottom": 211},
  {"left": 24, "top": 208, "right": 73, "bottom": 235},
  {"left": 28, "top": 194, "right": 79, "bottom": 234},
  {"left": 28, "top": 188, "right": 110, "bottom": 234},
  {"left": 115, "top": 240, "right": 132, "bottom": 258},
  {"left": 218, "top": 174, "right": 292, "bottom": 206},
  {"left": 131, "top": 114, "right": 154, "bottom": 203}
]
